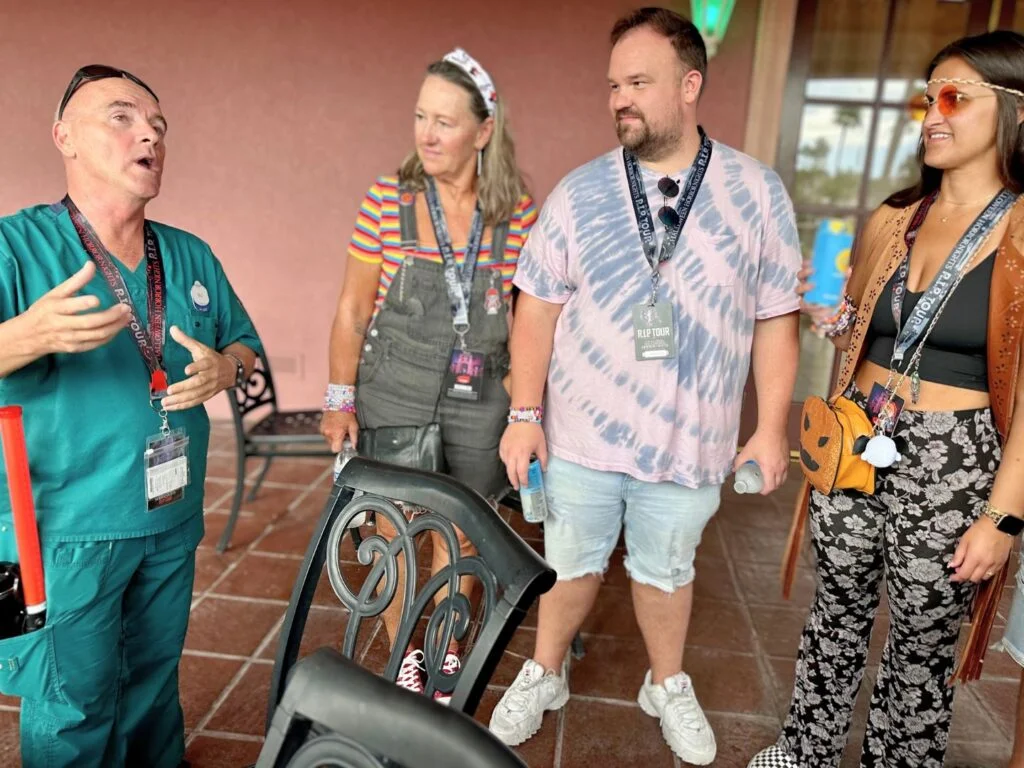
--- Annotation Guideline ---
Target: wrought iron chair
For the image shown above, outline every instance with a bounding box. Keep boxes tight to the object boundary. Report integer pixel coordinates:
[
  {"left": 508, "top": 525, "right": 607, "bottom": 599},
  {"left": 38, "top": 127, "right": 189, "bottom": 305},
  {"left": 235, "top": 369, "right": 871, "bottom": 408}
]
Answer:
[
  {"left": 219, "top": 356, "right": 333, "bottom": 553},
  {"left": 267, "top": 457, "right": 556, "bottom": 726},
  {"left": 257, "top": 648, "right": 526, "bottom": 768}
]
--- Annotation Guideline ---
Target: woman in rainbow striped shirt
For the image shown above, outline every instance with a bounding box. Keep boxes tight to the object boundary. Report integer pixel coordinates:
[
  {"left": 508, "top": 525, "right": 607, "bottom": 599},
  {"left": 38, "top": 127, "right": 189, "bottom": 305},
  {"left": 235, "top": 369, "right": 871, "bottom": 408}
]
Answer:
[{"left": 320, "top": 47, "right": 537, "bottom": 700}]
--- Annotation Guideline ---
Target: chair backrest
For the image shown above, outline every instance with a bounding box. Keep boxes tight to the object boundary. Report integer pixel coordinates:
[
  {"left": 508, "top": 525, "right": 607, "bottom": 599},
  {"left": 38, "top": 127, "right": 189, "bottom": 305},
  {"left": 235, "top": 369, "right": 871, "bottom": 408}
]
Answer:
[
  {"left": 257, "top": 648, "right": 527, "bottom": 768},
  {"left": 267, "top": 458, "right": 556, "bottom": 729},
  {"left": 227, "top": 355, "right": 280, "bottom": 436}
]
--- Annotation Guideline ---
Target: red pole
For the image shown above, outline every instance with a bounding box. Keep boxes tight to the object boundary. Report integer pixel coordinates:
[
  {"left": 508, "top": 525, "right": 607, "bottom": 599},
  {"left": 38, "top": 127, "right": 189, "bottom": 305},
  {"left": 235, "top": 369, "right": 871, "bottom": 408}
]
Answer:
[{"left": 0, "top": 406, "right": 46, "bottom": 629}]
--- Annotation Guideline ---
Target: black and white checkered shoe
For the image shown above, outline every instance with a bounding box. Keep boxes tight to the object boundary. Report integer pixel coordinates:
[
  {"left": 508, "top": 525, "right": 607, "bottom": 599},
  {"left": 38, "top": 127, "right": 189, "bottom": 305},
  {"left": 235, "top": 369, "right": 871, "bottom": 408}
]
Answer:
[{"left": 746, "top": 745, "right": 799, "bottom": 767}]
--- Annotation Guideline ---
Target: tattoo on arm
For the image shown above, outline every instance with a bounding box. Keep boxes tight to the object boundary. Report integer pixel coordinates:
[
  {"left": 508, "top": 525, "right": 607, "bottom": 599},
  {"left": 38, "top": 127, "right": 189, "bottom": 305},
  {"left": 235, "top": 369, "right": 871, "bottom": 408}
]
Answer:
[{"left": 353, "top": 321, "right": 367, "bottom": 337}]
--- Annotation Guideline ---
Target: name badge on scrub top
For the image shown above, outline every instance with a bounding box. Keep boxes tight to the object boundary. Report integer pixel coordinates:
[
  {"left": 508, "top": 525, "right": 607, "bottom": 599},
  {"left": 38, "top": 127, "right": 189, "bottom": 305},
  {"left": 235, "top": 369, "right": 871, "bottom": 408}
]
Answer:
[
  {"left": 632, "top": 302, "right": 677, "bottom": 361},
  {"left": 145, "top": 428, "right": 190, "bottom": 511}
]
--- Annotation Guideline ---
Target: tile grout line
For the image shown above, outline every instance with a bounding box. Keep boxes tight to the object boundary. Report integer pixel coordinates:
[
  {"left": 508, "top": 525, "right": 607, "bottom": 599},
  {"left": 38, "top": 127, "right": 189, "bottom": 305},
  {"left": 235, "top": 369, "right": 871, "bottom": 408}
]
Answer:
[
  {"left": 185, "top": 611, "right": 287, "bottom": 748},
  {"left": 190, "top": 468, "right": 330, "bottom": 612},
  {"left": 185, "top": 468, "right": 332, "bottom": 749},
  {"left": 712, "top": 504, "right": 787, "bottom": 728}
]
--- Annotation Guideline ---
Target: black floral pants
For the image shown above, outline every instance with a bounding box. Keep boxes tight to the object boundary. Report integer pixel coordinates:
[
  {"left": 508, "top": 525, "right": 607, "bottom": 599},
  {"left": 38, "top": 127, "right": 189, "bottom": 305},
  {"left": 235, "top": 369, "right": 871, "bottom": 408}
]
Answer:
[{"left": 778, "top": 385, "right": 1001, "bottom": 767}]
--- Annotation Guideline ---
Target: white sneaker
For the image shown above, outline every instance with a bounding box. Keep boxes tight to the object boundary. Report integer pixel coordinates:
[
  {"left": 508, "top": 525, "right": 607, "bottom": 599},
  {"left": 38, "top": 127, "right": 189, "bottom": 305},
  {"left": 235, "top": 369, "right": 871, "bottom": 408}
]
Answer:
[
  {"left": 489, "top": 659, "right": 569, "bottom": 746},
  {"left": 746, "top": 745, "right": 799, "bottom": 767},
  {"left": 638, "top": 670, "right": 716, "bottom": 765}
]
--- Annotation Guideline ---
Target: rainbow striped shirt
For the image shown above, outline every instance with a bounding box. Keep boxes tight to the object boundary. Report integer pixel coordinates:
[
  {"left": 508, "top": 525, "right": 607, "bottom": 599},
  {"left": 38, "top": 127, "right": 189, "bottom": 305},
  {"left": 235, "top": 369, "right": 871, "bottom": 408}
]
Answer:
[{"left": 348, "top": 175, "right": 537, "bottom": 311}]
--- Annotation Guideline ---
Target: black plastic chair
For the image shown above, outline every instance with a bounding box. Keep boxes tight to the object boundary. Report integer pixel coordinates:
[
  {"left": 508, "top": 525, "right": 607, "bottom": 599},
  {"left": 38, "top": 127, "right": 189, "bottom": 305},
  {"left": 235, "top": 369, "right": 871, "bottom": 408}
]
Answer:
[
  {"left": 257, "top": 648, "right": 526, "bottom": 768},
  {"left": 219, "top": 356, "right": 333, "bottom": 552},
  {"left": 267, "top": 458, "right": 556, "bottom": 728}
]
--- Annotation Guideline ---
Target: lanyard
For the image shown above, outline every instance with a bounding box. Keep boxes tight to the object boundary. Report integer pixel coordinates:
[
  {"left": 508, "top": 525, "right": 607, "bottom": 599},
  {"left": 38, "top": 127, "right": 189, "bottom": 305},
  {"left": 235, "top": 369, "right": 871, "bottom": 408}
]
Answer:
[
  {"left": 423, "top": 177, "right": 485, "bottom": 343},
  {"left": 890, "top": 188, "right": 1015, "bottom": 363},
  {"left": 63, "top": 196, "right": 168, "bottom": 398},
  {"left": 623, "top": 127, "right": 713, "bottom": 289}
]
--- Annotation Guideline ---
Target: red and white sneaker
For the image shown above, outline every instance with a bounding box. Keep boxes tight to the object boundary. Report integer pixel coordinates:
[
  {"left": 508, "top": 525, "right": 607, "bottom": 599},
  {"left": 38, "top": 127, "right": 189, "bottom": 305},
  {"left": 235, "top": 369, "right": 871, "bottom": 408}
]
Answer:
[
  {"left": 432, "top": 651, "right": 461, "bottom": 705},
  {"left": 397, "top": 649, "right": 425, "bottom": 694}
]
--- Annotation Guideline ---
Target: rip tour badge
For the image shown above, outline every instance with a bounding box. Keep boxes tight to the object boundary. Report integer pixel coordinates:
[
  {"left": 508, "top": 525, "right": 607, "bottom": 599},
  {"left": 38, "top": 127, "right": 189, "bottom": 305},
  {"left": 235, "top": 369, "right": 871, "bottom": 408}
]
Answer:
[
  {"left": 632, "top": 301, "right": 677, "bottom": 361},
  {"left": 190, "top": 281, "right": 211, "bottom": 313}
]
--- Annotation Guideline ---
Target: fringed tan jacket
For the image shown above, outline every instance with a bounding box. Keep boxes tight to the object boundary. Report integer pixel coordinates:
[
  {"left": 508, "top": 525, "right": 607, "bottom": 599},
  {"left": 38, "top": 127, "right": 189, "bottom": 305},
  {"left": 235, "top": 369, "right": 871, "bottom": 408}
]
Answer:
[{"left": 783, "top": 196, "right": 1024, "bottom": 683}]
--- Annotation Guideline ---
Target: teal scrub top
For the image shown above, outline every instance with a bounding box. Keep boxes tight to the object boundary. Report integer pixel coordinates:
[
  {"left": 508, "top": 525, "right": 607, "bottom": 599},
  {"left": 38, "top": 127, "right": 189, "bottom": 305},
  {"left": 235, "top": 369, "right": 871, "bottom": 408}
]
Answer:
[{"left": 0, "top": 203, "right": 263, "bottom": 541}]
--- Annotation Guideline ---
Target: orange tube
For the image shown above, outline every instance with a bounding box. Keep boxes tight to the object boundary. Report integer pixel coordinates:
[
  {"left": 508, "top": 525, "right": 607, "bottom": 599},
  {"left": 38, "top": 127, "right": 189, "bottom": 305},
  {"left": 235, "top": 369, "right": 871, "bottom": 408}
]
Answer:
[{"left": 0, "top": 406, "right": 46, "bottom": 619}]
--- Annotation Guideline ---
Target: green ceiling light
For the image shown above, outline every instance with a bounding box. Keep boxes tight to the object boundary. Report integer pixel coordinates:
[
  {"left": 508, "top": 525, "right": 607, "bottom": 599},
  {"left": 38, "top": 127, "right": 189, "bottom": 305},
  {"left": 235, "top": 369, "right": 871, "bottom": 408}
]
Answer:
[{"left": 690, "top": 0, "right": 737, "bottom": 58}]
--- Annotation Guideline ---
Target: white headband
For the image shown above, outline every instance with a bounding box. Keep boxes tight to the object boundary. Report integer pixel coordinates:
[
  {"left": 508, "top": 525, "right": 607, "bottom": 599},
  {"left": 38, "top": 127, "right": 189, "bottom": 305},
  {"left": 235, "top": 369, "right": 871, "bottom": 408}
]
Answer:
[{"left": 442, "top": 47, "right": 497, "bottom": 116}]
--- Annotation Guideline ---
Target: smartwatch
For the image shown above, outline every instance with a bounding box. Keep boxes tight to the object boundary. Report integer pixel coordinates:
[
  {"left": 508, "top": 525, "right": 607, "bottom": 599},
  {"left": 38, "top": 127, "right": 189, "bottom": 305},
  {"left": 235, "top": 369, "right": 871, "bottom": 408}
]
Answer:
[{"left": 984, "top": 502, "right": 1024, "bottom": 536}]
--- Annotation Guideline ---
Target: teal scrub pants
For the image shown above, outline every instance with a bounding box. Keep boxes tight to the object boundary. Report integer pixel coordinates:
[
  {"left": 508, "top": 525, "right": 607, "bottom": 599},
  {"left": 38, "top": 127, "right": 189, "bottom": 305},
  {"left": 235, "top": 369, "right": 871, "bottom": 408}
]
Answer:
[{"left": 0, "top": 514, "right": 203, "bottom": 767}]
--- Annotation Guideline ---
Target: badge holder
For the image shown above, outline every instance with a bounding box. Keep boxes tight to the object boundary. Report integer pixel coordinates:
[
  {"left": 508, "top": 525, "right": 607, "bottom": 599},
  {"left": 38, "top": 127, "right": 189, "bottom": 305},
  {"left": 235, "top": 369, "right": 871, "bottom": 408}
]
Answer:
[
  {"left": 144, "top": 370, "right": 190, "bottom": 511},
  {"left": 633, "top": 271, "right": 677, "bottom": 362},
  {"left": 444, "top": 325, "right": 486, "bottom": 401}
]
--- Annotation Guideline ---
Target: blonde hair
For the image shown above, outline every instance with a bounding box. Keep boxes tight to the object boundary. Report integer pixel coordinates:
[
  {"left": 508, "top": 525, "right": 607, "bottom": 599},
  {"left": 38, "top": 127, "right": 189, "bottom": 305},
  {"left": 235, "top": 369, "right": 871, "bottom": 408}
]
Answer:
[{"left": 398, "top": 60, "right": 526, "bottom": 226}]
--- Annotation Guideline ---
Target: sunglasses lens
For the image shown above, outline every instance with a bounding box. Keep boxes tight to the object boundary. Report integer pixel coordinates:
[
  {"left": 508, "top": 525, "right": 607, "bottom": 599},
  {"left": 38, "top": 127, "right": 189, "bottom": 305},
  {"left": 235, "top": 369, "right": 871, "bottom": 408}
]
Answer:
[
  {"left": 658, "top": 177, "right": 680, "bottom": 197},
  {"left": 938, "top": 85, "right": 960, "bottom": 117},
  {"left": 658, "top": 207, "right": 680, "bottom": 228}
]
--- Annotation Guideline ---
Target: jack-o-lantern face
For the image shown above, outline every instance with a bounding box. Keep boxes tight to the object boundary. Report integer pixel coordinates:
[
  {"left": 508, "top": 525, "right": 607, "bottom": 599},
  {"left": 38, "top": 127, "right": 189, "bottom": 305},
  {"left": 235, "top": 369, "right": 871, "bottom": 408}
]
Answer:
[
  {"left": 799, "top": 412, "right": 830, "bottom": 472},
  {"left": 799, "top": 398, "right": 843, "bottom": 491},
  {"left": 798, "top": 396, "right": 877, "bottom": 496}
]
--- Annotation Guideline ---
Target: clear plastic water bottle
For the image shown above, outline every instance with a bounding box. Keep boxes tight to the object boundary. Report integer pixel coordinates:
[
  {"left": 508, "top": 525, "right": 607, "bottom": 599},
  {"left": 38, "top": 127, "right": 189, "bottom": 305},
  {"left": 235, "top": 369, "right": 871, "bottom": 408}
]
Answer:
[
  {"left": 520, "top": 457, "right": 549, "bottom": 523},
  {"left": 333, "top": 439, "right": 358, "bottom": 482},
  {"left": 733, "top": 460, "right": 764, "bottom": 494}
]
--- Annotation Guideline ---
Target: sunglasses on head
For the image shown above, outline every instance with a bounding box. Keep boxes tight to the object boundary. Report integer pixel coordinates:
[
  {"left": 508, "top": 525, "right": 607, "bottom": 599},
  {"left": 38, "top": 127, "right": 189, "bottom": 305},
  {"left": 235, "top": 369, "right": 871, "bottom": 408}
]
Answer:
[
  {"left": 57, "top": 65, "right": 159, "bottom": 119},
  {"left": 924, "top": 78, "right": 1024, "bottom": 118},
  {"left": 657, "top": 176, "right": 681, "bottom": 228}
]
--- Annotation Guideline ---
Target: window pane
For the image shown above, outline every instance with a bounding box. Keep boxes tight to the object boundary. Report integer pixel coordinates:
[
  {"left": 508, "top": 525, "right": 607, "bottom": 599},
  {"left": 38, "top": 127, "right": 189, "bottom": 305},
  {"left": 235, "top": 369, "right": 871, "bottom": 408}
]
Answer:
[
  {"left": 793, "top": 105, "right": 873, "bottom": 209},
  {"left": 867, "top": 107, "right": 921, "bottom": 208},
  {"left": 804, "top": 1, "right": 889, "bottom": 102},
  {"left": 881, "top": 77, "right": 925, "bottom": 104}
]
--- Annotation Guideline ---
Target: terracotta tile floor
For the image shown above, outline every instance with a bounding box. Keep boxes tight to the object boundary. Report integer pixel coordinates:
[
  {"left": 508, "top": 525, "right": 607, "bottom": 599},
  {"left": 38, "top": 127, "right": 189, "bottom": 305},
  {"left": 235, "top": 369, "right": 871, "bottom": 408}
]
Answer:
[{"left": 0, "top": 421, "right": 1018, "bottom": 767}]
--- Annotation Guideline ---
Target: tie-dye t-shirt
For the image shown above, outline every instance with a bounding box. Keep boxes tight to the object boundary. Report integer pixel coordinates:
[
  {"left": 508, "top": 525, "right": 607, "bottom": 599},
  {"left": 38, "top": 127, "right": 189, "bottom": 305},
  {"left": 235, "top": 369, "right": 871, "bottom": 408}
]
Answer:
[{"left": 513, "top": 143, "right": 801, "bottom": 488}]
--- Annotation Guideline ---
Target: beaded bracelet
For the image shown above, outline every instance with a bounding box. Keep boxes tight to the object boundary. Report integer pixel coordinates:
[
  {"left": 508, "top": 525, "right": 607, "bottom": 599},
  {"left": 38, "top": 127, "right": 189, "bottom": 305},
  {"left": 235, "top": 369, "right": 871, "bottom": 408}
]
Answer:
[
  {"left": 508, "top": 406, "right": 544, "bottom": 425},
  {"left": 324, "top": 383, "right": 357, "bottom": 414},
  {"left": 816, "top": 293, "right": 856, "bottom": 338}
]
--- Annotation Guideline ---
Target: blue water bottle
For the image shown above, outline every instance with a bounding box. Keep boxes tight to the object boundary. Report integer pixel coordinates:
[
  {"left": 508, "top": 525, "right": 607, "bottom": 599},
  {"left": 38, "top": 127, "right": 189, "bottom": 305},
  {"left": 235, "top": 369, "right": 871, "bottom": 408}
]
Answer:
[
  {"left": 805, "top": 219, "right": 854, "bottom": 310},
  {"left": 520, "top": 457, "right": 548, "bottom": 523}
]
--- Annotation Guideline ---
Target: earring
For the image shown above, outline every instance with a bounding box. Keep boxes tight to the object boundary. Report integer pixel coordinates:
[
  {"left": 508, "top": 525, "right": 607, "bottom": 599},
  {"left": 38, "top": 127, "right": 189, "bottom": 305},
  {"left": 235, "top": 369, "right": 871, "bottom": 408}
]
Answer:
[{"left": 477, "top": 149, "right": 483, "bottom": 177}]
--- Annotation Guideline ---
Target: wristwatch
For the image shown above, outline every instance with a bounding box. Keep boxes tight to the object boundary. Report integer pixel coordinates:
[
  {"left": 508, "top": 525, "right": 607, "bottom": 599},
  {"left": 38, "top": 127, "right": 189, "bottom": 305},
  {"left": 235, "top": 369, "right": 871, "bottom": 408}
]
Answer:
[
  {"left": 223, "top": 353, "right": 246, "bottom": 390},
  {"left": 983, "top": 502, "right": 1024, "bottom": 536}
]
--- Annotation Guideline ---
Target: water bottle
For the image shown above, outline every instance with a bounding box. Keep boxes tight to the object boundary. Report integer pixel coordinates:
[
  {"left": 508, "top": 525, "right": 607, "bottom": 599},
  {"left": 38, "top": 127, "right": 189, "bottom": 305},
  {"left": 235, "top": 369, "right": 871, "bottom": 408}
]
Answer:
[
  {"left": 805, "top": 219, "right": 854, "bottom": 310},
  {"left": 333, "top": 439, "right": 358, "bottom": 482},
  {"left": 333, "top": 439, "right": 366, "bottom": 528},
  {"left": 520, "top": 457, "right": 549, "bottom": 523},
  {"left": 733, "top": 461, "right": 764, "bottom": 495}
]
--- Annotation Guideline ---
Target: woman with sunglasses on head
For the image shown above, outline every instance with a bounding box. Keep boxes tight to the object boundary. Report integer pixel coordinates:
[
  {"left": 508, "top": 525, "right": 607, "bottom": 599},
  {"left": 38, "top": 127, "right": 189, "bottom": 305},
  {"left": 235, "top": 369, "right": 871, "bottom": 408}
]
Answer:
[
  {"left": 320, "top": 48, "right": 536, "bottom": 701},
  {"left": 749, "top": 31, "right": 1024, "bottom": 768}
]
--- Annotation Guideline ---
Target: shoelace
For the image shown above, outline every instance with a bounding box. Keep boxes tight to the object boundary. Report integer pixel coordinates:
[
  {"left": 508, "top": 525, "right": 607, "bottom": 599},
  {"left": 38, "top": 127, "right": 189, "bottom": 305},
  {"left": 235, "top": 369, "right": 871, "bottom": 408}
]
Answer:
[
  {"left": 501, "top": 664, "right": 545, "bottom": 714},
  {"left": 663, "top": 683, "right": 707, "bottom": 731},
  {"left": 397, "top": 650, "right": 425, "bottom": 691}
]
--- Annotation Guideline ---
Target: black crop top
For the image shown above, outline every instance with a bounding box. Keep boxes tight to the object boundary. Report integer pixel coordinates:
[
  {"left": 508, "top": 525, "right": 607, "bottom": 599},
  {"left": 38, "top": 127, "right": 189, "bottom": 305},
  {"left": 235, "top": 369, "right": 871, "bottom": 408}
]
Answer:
[{"left": 864, "top": 252, "right": 994, "bottom": 391}]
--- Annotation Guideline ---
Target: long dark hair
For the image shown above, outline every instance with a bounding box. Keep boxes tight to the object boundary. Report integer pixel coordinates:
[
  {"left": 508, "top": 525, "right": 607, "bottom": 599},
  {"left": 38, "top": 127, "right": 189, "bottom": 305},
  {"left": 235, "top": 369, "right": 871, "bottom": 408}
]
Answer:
[{"left": 885, "top": 30, "right": 1024, "bottom": 208}]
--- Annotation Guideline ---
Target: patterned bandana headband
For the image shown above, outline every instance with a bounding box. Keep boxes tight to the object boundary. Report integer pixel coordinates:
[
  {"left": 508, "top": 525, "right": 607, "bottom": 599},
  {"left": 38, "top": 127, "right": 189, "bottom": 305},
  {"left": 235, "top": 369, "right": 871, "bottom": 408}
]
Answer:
[{"left": 443, "top": 47, "right": 497, "bottom": 116}]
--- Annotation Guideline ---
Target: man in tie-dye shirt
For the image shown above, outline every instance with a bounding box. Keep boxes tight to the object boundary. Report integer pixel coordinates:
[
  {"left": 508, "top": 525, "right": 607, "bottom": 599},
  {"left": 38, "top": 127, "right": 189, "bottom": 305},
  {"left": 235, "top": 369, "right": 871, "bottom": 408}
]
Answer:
[{"left": 489, "top": 8, "right": 801, "bottom": 764}]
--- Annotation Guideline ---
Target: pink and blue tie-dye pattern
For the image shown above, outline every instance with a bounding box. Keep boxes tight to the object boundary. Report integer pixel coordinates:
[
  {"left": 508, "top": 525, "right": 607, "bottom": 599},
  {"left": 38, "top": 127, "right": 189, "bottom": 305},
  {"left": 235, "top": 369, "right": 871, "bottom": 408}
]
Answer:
[{"left": 513, "top": 142, "right": 801, "bottom": 488}]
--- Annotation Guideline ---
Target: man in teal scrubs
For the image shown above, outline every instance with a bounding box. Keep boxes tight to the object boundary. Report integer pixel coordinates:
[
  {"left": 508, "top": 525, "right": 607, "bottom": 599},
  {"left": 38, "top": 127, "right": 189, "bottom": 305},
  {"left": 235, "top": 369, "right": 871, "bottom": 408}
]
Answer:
[{"left": 0, "top": 65, "right": 262, "bottom": 767}]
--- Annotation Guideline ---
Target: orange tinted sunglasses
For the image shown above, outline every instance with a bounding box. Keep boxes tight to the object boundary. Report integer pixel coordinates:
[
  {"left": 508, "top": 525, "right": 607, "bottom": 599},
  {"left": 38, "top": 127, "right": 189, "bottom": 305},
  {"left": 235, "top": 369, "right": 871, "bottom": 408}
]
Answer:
[{"left": 925, "top": 78, "right": 1024, "bottom": 117}]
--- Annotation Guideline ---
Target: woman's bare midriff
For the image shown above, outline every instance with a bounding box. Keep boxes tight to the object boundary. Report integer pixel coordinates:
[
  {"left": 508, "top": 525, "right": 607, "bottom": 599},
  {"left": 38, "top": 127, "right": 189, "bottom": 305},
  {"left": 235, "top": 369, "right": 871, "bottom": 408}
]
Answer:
[{"left": 855, "top": 359, "right": 991, "bottom": 412}]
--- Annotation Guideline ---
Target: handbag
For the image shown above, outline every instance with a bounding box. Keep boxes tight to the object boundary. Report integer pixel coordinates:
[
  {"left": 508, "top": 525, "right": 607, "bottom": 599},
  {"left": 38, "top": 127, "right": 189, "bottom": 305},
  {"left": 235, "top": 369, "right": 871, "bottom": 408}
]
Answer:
[
  {"left": 357, "top": 422, "right": 446, "bottom": 473},
  {"left": 797, "top": 395, "right": 875, "bottom": 495}
]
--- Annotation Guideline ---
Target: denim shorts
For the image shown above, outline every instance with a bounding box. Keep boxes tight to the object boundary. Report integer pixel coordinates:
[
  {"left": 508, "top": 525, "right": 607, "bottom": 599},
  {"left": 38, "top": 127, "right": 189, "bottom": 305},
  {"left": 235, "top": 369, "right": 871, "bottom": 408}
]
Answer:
[
  {"left": 542, "top": 455, "right": 721, "bottom": 593},
  {"left": 998, "top": 558, "right": 1024, "bottom": 667}
]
